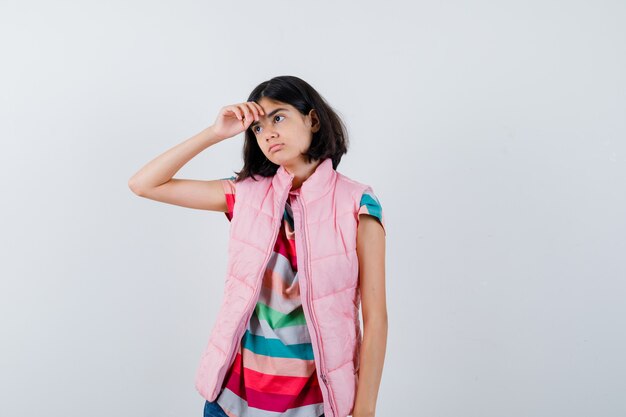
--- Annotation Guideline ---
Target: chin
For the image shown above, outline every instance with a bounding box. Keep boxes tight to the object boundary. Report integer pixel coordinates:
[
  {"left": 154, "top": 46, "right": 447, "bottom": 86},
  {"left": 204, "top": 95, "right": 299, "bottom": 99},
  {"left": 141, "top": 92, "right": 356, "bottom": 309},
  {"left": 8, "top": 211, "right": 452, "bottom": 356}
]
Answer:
[{"left": 269, "top": 152, "right": 292, "bottom": 165}]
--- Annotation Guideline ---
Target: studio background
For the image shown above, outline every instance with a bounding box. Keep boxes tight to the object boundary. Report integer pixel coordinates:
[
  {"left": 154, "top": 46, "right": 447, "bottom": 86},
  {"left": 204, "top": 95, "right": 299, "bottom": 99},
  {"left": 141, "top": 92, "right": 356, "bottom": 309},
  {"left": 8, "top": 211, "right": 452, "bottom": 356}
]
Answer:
[{"left": 1, "top": 1, "right": 625, "bottom": 416}]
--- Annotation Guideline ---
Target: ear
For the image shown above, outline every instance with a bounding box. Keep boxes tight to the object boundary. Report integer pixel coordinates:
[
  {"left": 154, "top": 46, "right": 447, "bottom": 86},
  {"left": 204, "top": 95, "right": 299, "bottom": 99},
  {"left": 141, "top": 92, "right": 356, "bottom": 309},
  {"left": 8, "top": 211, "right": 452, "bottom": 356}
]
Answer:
[{"left": 308, "top": 109, "right": 321, "bottom": 133}]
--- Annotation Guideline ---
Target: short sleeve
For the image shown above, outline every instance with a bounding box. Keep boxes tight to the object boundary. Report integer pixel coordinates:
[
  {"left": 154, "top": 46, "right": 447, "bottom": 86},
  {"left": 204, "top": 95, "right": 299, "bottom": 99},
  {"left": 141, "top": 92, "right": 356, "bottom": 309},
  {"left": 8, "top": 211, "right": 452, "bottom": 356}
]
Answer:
[
  {"left": 357, "top": 188, "right": 386, "bottom": 236},
  {"left": 220, "top": 175, "right": 236, "bottom": 222}
]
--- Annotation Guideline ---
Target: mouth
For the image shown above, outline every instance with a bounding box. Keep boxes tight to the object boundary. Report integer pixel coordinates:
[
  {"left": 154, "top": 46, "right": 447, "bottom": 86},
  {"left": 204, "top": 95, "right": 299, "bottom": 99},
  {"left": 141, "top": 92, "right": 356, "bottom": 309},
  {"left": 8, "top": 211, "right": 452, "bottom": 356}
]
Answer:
[{"left": 269, "top": 143, "right": 284, "bottom": 153}]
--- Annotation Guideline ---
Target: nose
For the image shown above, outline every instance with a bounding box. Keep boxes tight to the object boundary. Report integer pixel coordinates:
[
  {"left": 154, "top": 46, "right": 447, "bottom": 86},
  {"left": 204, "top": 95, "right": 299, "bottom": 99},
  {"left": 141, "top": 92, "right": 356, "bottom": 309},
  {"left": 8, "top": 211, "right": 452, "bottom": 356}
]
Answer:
[{"left": 264, "top": 129, "right": 278, "bottom": 141}]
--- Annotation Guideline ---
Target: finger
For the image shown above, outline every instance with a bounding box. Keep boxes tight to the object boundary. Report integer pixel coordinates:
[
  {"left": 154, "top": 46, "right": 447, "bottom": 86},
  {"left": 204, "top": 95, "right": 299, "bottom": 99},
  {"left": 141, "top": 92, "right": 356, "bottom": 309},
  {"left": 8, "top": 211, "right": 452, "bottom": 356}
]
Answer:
[
  {"left": 227, "top": 106, "right": 243, "bottom": 120},
  {"left": 242, "top": 102, "right": 258, "bottom": 121},
  {"left": 237, "top": 104, "right": 252, "bottom": 122},
  {"left": 255, "top": 101, "right": 265, "bottom": 115},
  {"left": 248, "top": 101, "right": 263, "bottom": 119},
  {"left": 247, "top": 102, "right": 260, "bottom": 121}
]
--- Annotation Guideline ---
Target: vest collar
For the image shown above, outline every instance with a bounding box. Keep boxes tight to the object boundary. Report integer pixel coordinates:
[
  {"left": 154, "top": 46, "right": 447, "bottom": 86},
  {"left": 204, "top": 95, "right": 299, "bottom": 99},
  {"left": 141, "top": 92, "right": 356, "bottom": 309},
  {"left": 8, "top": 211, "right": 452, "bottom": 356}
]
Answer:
[{"left": 272, "top": 157, "right": 336, "bottom": 203}]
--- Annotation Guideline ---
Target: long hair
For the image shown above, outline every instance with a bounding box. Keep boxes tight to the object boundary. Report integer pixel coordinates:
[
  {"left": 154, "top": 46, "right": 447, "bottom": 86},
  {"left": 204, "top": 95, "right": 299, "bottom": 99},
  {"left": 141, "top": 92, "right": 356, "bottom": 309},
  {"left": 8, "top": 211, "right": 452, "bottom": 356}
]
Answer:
[{"left": 233, "top": 75, "right": 349, "bottom": 182}]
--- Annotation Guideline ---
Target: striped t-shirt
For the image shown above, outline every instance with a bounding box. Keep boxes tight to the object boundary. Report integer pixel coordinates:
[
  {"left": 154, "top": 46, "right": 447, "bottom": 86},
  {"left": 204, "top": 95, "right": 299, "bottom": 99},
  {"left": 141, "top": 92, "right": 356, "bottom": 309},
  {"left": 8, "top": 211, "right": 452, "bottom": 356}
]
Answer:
[{"left": 214, "top": 175, "right": 385, "bottom": 417}]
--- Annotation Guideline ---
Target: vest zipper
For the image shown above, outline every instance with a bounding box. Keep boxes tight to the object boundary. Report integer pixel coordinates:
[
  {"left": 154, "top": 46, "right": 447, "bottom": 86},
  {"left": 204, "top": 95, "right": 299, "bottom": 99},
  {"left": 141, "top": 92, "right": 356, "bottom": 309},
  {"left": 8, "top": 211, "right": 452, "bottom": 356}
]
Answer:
[
  {"left": 297, "top": 195, "right": 338, "bottom": 417},
  {"left": 211, "top": 186, "right": 291, "bottom": 400}
]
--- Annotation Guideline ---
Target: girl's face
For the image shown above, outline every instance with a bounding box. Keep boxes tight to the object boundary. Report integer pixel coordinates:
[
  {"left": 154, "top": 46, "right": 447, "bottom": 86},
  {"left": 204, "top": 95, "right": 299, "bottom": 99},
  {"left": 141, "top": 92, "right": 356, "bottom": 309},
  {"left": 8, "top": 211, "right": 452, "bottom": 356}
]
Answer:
[{"left": 250, "top": 97, "right": 320, "bottom": 167}]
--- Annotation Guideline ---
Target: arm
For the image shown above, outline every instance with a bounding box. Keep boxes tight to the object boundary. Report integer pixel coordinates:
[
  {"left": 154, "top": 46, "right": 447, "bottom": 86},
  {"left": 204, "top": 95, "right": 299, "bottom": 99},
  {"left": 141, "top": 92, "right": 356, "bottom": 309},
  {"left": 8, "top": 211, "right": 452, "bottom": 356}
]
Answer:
[
  {"left": 353, "top": 214, "right": 387, "bottom": 417},
  {"left": 127, "top": 125, "right": 229, "bottom": 211},
  {"left": 127, "top": 101, "right": 264, "bottom": 211}
]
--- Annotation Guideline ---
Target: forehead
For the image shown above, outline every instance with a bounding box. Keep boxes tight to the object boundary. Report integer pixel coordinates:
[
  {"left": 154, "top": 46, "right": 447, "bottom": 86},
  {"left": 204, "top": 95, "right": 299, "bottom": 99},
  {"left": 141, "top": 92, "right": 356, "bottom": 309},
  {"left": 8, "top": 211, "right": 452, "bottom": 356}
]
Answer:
[{"left": 256, "top": 97, "right": 293, "bottom": 111}]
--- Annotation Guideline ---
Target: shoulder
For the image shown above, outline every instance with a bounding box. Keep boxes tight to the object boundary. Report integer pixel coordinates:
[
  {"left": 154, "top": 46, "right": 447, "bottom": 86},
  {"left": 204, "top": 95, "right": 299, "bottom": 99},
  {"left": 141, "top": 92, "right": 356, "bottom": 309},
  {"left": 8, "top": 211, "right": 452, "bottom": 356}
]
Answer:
[
  {"left": 230, "top": 173, "right": 273, "bottom": 195},
  {"left": 220, "top": 175, "right": 237, "bottom": 184},
  {"left": 357, "top": 186, "right": 385, "bottom": 235},
  {"left": 335, "top": 171, "right": 382, "bottom": 203},
  {"left": 220, "top": 175, "right": 237, "bottom": 195},
  {"left": 334, "top": 171, "right": 371, "bottom": 197},
  {"left": 335, "top": 172, "right": 386, "bottom": 236}
]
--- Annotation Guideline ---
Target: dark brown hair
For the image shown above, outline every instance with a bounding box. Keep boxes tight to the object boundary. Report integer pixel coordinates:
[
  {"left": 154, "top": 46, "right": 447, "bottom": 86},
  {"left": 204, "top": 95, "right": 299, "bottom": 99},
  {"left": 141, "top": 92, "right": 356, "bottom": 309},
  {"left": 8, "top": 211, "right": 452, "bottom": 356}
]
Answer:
[{"left": 233, "top": 75, "right": 349, "bottom": 182}]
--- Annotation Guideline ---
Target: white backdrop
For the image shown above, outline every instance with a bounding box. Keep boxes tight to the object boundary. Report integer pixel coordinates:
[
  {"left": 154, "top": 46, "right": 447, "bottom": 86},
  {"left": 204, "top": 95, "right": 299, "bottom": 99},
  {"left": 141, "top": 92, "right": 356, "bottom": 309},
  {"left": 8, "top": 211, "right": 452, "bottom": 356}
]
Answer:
[{"left": 2, "top": 1, "right": 625, "bottom": 416}]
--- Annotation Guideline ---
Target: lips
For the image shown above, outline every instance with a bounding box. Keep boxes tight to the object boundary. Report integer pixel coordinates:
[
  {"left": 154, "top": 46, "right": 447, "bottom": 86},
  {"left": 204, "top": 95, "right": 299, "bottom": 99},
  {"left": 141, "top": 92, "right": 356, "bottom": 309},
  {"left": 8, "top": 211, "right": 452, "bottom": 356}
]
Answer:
[{"left": 269, "top": 143, "right": 284, "bottom": 153}]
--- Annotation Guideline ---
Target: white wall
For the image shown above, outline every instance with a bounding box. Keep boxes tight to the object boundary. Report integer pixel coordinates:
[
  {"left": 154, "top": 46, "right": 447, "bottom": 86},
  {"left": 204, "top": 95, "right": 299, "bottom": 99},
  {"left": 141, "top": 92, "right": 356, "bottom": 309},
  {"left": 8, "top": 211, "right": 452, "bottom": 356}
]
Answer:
[{"left": 1, "top": 0, "right": 625, "bottom": 416}]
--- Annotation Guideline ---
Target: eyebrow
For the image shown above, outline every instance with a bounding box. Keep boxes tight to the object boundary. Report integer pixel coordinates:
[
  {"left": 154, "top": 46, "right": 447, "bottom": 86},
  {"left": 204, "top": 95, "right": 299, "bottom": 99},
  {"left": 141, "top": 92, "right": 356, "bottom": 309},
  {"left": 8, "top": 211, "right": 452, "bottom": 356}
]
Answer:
[{"left": 250, "top": 107, "right": 289, "bottom": 128}]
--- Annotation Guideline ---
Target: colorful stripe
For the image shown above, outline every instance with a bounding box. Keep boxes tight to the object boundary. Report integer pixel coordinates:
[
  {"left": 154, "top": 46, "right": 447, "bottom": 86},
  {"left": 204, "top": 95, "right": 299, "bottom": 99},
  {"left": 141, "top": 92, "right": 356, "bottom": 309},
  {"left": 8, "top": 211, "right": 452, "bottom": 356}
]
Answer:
[{"left": 358, "top": 188, "right": 386, "bottom": 233}]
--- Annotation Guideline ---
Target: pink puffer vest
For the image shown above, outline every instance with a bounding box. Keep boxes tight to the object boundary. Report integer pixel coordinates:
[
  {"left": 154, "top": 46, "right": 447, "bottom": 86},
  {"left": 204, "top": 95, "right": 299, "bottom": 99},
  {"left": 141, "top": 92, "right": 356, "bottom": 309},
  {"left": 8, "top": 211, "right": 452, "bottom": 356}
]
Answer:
[{"left": 195, "top": 157, "right": 372, "bottom": 417}]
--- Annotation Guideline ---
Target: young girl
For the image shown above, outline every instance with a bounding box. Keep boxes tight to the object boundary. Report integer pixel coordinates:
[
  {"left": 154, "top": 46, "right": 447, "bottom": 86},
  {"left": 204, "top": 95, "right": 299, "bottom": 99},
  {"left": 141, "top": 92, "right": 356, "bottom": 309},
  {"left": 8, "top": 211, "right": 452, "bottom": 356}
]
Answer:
[{"left": 129, "top": 76, "right": 387, "bottom": 417}]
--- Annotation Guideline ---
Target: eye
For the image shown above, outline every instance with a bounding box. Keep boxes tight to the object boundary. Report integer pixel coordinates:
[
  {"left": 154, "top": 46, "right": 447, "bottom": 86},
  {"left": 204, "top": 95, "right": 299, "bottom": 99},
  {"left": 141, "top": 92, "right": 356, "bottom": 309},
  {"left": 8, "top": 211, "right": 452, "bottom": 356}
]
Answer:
[{"left": 252, "top": 115, "right": 285, "bottom": 134}]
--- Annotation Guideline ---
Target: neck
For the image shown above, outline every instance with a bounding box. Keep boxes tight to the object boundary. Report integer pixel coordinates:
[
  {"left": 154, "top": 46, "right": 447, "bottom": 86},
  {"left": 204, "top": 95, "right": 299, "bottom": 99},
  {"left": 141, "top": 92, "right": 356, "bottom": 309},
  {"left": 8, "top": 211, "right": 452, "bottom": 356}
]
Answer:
[{"left": 283, "top": 158, "right": 322, "bottom": 190}]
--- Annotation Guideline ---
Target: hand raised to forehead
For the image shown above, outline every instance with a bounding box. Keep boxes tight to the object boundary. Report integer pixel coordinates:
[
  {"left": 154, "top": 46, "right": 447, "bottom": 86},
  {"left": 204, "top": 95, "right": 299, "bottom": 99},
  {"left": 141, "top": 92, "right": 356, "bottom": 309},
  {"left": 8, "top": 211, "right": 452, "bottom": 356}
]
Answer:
[{"left": 211, "top": 101, "right": 265, "bottom": 140}]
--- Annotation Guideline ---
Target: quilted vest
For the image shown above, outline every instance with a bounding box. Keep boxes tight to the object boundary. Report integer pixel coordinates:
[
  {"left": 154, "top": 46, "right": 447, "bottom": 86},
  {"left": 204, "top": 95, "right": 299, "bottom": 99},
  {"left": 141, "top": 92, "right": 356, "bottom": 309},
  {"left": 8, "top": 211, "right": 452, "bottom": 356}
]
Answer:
[{"left": 195, "top": 157, "right": 372, "bottom": 417}]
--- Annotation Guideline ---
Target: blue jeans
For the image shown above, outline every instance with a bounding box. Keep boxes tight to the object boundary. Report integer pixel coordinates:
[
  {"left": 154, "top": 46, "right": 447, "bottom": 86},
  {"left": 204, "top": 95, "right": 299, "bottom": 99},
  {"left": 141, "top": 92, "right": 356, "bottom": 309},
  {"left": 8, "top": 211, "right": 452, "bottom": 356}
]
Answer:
[
  {"left": 204, "top": 399, "right": 325, "bottom": 417},
  {"left": 204, "top": 400, "right": 229, "bottom": 417}
]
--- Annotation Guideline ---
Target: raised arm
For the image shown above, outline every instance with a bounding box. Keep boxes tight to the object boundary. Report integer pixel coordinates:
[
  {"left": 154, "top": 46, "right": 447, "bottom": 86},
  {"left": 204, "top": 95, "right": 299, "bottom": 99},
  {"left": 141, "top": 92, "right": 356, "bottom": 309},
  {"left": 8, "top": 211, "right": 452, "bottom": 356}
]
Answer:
[{"left": 127, "top": 101, "right": 264, "bottom": 212}]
